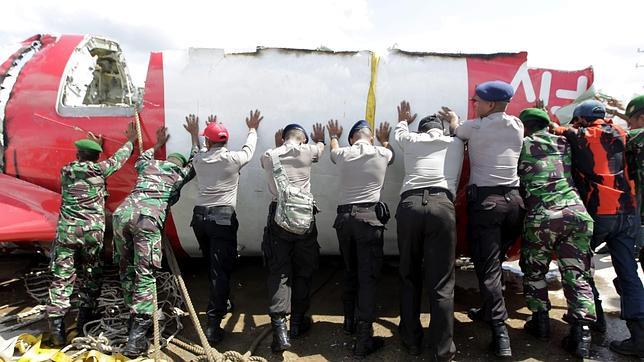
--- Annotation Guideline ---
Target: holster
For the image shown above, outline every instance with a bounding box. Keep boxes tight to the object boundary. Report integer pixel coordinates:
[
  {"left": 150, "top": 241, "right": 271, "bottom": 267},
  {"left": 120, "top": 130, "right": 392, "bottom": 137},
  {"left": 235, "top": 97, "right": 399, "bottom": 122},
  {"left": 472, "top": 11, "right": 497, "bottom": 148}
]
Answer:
[{"left": 375, "top": 202, "right": 390, "bottom": 225}]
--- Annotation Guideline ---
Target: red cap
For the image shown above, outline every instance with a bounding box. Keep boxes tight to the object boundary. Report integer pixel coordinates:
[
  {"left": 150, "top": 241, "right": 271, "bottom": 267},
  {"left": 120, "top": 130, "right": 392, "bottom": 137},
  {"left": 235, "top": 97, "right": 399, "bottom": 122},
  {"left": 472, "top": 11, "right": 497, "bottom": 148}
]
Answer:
[{"left": 201, "top": 123, "right": 229, "bottom": 142}]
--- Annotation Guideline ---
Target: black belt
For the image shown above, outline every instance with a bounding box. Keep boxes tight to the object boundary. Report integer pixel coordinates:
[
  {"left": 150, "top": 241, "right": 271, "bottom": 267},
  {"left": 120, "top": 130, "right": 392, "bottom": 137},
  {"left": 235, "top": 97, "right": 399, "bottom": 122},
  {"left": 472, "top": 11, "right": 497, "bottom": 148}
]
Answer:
[
  {"left": 193, "top": 205, "right": 234, "bottom": 215},
  {"left": 337, "top": 202, "right": 377, "bottom": 213},
  {"left": 401, "top": 187, "right": 453, "bottom": 203},
  {"left": 475, "top": 185, "right": 519, "bottom": 196}
]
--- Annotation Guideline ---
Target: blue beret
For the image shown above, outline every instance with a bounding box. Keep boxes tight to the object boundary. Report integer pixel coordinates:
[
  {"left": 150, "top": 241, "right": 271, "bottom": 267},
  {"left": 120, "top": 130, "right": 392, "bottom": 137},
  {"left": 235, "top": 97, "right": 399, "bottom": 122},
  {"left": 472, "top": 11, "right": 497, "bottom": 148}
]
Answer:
[
  {"left": 573, "top": 100, "right": 606, "bottom": 120},
  {"left": 348, "top": 120, "right": 370, "bottom": 143},
  {"left": 475, "top": 80, "right": 514, "bottom": 102},
  {"left": 282, "top": 123, "right": 309, "bottom": 143}
]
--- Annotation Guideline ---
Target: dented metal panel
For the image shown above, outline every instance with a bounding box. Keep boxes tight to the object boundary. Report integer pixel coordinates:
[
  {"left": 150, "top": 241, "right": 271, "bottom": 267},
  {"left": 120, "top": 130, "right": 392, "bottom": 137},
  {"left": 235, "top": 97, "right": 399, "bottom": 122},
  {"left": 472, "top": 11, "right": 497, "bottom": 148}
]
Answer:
[{"left": 56, "top": 36, "right": 137, "bottom": 118}]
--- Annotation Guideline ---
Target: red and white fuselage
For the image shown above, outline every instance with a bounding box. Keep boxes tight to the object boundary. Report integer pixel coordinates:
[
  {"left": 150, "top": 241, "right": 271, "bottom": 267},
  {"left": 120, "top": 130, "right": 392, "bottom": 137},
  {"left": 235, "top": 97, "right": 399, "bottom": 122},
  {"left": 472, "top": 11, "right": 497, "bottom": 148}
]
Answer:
[{"left": 0, "top": 34, "right": 594, "bottom": 257}]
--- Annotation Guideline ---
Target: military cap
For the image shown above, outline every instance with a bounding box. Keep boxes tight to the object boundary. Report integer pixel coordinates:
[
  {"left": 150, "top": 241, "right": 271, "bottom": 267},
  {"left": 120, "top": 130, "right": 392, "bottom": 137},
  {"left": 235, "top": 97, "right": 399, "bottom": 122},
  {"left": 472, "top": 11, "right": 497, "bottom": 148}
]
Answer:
[
  {"left": 348, "top": 120, "right": 370, "bottom": 143},
  {"left": 475, "top": 80, "right": 514, "bottom": 102},
  {"left": 519, "top": 108, "right": 550, "bottom": 125},
  {"left": 74, "top": 139, "right": 103, "bottom": 152},
  {"left": 418, "top": 114, "right": 443, "bottom": 132},
  {"left": 626, "top": 95, "right": 644, "bottom": 118},
  {"left": 573, "top": 100, "right": 606, "bottom": 120},
  {"left": 167, "top": 152, "right": 188, "bottom": 166},
  {"left": 282, "top": 124, "right": 309, "bottom": 143}
]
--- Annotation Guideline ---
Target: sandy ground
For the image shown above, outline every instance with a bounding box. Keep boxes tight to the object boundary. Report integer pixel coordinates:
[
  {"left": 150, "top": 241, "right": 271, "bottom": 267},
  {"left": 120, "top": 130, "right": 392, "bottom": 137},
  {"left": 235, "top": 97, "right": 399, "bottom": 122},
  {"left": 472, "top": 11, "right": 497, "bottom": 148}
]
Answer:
[{"left": 0, "top": 252, "right": 642, "bottom": 361}]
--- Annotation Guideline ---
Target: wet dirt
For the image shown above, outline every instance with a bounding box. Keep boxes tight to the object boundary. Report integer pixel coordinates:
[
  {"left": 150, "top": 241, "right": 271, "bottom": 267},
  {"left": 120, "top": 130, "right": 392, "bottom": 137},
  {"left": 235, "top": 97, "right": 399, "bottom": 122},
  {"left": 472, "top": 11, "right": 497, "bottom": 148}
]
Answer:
[{"left": 0, "top": 253, "right": 641, "bottom": 361}]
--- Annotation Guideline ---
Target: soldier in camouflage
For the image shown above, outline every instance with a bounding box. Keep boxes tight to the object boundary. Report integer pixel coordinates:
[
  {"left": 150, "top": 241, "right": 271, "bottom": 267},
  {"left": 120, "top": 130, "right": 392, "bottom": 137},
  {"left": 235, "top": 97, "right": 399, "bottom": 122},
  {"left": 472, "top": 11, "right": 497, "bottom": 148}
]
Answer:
[
  {"left": 517, "top": 108, "right": 596, "bottom": 358},
  {"left": 113, "top": 125, "right": 195, "bottom": 358},
  {"left": 46, "top": 123, "right": 136, "bottom": 346},
  {"left": 625, "top": 95, "right": 644, "bottom": 273}
]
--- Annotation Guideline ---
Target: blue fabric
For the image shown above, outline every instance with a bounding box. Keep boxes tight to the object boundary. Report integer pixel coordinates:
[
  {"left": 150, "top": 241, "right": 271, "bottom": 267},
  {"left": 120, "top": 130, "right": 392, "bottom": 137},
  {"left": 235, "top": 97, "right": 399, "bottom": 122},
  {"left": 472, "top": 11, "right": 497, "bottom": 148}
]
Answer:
[
  {"left": 475, "top": 80, "right": 514, "bottom": 102},
  {"left": 348, "top": 120, "right": 370, "bottom": 143},
  {"left": 573, "top": 100, "right": 606, "bottom": 120},
  {"left": 592, "top": 213, "right": 644, "bottom": 320},
  {"left": 282, "top": 124, "right": 309, "bottom": 143}
]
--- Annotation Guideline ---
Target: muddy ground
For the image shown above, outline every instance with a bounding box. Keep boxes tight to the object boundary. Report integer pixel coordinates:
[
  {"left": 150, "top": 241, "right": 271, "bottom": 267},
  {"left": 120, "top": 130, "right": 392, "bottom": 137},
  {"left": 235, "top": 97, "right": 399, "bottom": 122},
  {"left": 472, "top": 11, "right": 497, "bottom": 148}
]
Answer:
[{"left": 0, "top": 253, "right": 642, "bottom": 361}]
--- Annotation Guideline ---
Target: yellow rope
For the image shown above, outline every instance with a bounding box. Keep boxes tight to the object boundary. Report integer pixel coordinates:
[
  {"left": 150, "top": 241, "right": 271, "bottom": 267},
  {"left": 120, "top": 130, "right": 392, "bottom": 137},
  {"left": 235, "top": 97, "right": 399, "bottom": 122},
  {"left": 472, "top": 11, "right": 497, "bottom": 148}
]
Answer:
[
  {"left": 365, "top": 52, "right": 379, "bottom": 130},
  {"left": 134, "top": 111, "right": 144, "bottom": 154}
]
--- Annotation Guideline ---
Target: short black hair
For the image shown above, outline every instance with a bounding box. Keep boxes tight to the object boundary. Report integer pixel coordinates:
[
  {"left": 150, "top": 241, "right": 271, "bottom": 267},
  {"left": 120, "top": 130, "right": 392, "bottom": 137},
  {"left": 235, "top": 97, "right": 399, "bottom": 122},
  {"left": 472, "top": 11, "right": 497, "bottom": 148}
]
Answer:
[
  {"left": 631, "top": 109, "right": 644, "bottom": 120},
  {"left": 522, "top": 117, "right": 550, "bottom": 130},
  {"left": 77, "top": 149, "right": 100, "bottom": 162}
]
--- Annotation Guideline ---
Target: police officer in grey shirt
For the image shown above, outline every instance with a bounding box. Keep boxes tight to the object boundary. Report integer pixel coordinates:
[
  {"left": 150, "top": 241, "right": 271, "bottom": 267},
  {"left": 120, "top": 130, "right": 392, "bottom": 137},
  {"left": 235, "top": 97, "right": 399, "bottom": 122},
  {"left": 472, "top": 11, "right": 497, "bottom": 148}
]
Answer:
[
  {"left": 439, "top": 80, "right": 525, "bottom": 358},
  {"left": 395, "top": 101, "right": 463, "bottom": 360},
  {"left": 186, "top": 110, "right": 263, "bottom": 344},
  {"left": 327, "top": 119, "right": 393, "bottom": 358},
  {"left": 260, "top": 123, "right": 325, "bottom": 353}
]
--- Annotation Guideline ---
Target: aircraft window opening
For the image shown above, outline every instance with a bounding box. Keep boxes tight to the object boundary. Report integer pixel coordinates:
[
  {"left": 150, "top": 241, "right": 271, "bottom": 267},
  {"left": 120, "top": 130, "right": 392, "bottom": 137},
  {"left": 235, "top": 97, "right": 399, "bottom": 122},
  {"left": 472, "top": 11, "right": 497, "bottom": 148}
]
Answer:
[
  {"left": 58, "top": 37, "right": 137, "bottom": 117},
  {"left": 83, "top": 50, "right": 127, "bottom": 106}
]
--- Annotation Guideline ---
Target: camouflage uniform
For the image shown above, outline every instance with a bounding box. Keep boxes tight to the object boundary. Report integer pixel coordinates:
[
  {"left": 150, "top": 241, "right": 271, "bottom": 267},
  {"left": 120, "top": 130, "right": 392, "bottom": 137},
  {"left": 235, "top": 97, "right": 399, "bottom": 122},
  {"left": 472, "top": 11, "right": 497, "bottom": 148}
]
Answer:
[
  {"left": 113, "top": 148, "right": 192, "bottom": 316},
  {"left": 627, "top": 129, "right": 644, "bottom": 224},
  {"left": 627, "top": 128, "right": 644, "bottom": 271},
  {"left": 47, "top": 141, "right": 134, "bottom": 317},
  {"left": 518, "top": 130, "right": 596, "bottom": 322}
]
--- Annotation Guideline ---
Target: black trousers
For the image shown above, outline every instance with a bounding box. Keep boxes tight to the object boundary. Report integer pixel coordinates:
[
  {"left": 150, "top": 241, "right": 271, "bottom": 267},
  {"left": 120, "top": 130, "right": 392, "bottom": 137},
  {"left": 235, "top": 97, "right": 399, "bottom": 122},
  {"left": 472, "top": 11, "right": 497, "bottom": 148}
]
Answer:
[
  {"left": 262, "top": 203, "right": 319, "bottom": 316},
  {"left": 191, "top": 208, "right": 239, "bottom": 319},
  {"left": 467, "top": 186, "right": 524, "bottom": 324},
  {"left": 397, "top": 189, "right": 457, "bottom": 360},
  {"left": 334, "top": 207, "right": 384, "bottom": 323}
]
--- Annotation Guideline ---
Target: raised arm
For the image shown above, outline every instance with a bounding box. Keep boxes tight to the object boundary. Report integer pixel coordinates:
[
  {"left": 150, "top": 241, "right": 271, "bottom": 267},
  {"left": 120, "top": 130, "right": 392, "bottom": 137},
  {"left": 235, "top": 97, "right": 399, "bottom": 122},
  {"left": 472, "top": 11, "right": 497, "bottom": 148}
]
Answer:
[
  {"left": 98, "top": 122, "right": 136, "bottom": 177},
  {"left": 376, "top": 121, "right": 395, "bottom": 165},
  {"left": 232, "top": 109, "right": 263, "bottom": 166},
  {"left": 394, "top": 100, "right": 417, "bottom": 145},
  {"left": 438, "top": 106, "right": 464, "bottom": 138},
  {"left": 183, "top": 114, "right": 202, "bottom": 151},
  {"left": 327, "top": 119, "right": 343, "bottom": 164},
  {"left": 310, "top": 122, "right": 326, "bottom": 159}
]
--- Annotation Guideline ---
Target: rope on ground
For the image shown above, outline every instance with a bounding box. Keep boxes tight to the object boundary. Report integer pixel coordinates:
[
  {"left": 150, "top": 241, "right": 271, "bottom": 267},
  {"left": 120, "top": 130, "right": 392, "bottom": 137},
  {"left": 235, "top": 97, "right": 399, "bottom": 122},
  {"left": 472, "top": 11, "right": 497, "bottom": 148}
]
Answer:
[
  {"left": 153, "top": 289, "right": 161, "bottom": 360},
  {"left": 17, "top": 264, "right": 186, "bottom": 359},
  {"left": 161, "top": 235, "right": 218, "bottom": 362}
]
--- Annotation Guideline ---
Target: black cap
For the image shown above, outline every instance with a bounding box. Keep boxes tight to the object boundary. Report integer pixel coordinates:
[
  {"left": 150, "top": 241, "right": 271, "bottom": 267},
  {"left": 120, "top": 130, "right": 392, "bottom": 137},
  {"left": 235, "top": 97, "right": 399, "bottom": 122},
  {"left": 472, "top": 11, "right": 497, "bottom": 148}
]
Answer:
[
  {"left": 418, "top": 115, "right": 443, "bottom": 133},
  {"left": 282, "top": 123, "right": 309, "bottom": 143},
  {"left": 348, "top": 120, "right": 370, "bottom": 143}
]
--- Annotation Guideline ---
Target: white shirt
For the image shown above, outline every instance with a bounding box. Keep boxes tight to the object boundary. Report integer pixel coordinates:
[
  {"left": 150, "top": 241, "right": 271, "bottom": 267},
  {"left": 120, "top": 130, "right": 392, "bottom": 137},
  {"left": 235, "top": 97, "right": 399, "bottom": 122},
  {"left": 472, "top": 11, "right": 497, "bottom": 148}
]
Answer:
[
  {"left": 395, "top": 121, "right": 464, "bottom": 196},
  {"left": 261, "top": 140, "right": 324, "bottom": 201},
  {"left": 192, "top": 130, "right": 257, "bottom": 208},
  {"left": 330, "top": 139, "right": 393, "bottom": 204},
  {"left": 455, "top": 112, "right": 523, "bottom": 187}
]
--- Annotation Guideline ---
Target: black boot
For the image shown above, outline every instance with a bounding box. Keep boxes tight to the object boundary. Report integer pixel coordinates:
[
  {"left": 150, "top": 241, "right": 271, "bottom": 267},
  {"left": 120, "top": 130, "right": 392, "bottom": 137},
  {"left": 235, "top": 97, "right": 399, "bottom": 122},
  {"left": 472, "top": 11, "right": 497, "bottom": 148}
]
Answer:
[
  {"left": 343, "top": 303, "right": 356, "bottom": 335},
  {"left": 609, "top": 320, "right": 644, "bottom": 358},
  {"left": 205, "top": 316, "right": 225, "bottom": 344},
  {"left": 562, "top": 322, "right": 591, "bottom": 358},
  {"left": 270, "top": 314, "right": 291, "bottom": 353},
  {"left": 592, "top": 300, "right": 606, "bottom": 333},
  {"left": 289, "top": 314, "right": 312, "bottom": 339},
  {"left": 524, "top": 311, "right": 550, "bottom": 340},
  {"left": 122, "top": 314, "right": 152, "bottom": 358},
  {"left": 343, "top": 316, "right": 356, "bottom": 335},
  {"left": 77, "top": 307, "right": 98, "bottom": 337},
  {"left": 48, "top": 316, "right": 66, "bottom": 346},
  {"left": 468, "top": 307, "right": 483, "bottom": 322},
  {"left": 490, "top": 323, "right": 512, "bottom": 358},
  {"left": 353, "top": 321, "right": 384, "bottom": 359}
]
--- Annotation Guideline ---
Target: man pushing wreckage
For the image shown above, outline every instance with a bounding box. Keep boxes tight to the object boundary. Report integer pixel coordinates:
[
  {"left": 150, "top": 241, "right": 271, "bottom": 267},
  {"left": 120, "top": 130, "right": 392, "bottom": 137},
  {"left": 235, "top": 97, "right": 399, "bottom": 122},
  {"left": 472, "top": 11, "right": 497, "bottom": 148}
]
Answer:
[{"left": 44, "top": 82, "right": 644, "bottom": 360}]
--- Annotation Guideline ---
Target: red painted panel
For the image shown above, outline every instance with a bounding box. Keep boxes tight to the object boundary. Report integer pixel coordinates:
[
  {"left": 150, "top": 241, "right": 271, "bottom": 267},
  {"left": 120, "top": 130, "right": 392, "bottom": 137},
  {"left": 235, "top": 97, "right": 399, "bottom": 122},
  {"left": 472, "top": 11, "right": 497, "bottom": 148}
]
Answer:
[
  {"left": 0, "top": 174, "right": 60, "bottom": 242},
  {"left": 138, "top": 52, "right": 187, "bottom": 256}
]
